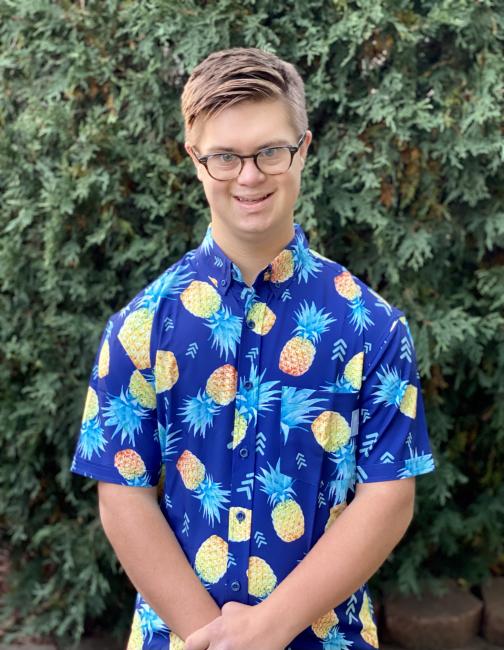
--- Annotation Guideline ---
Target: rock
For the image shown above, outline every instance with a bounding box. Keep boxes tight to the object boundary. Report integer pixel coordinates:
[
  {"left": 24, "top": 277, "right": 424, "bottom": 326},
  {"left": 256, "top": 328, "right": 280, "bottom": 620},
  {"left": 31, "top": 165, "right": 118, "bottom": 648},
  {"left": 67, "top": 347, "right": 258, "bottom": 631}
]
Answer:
[
  {"left": 384, "top": 580, "right": 483, "bottom": 649},
  {"left": 482, "top": 577, "right": 504, "bottom": 646}
]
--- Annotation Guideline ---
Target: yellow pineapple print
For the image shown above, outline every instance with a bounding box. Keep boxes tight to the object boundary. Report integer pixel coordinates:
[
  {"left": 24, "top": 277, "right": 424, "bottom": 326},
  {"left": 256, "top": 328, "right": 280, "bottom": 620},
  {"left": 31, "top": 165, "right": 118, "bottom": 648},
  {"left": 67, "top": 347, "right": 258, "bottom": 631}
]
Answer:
[
  {"left": 97, "top": 339, "right": 110, "bottom": 379},
  {"left": 257, "top": 460, "right": 305, "bottom": 542},
  {"left": 270, "top": 249, "right": 294, "bottom": 283},
  {"left": 228, "top": 507, "right": 252, "bottom": 541},
  {"left": 400, "top": 384, "right": 417, "bottom": 418},
  {"left": 359, "top": 592, "right": 379, "bottom": 648},
  {"left": 312, "top": 609, "right": 339, "bottom": 638},
  {"left": 129, "top": 370, "right": 156, "bottom": 409},
  {"left": 343, "top": 352, "right": 364, "bottom": 390},
  {"left": 247, "top": 556, "right": 277, "bottom": 598},
  {"left": 231, "top": 409, "right": 248, "bottom": 449},
  {"left": 118, "top": 308, "right": 154, "bottom": 370},
  {"left": 334, "top": 270, "right": 361, "bottom": 300},
  {"left": 312, "top": 411, "right": 351, "bottom": 452},
  {"left": 194, "top": 534, "right": 228, "bottom": 584},
  {"left": 176, "top": 449, "right": 205, "bottom": 490},
  {"left": 114, "top": 449, "right": 146, "bottom": 481},
  {"left": 279, "top": 302, "right": 335, "bottom": 377},
  {"left": 206, "top": 364, "right": 238, "bottom": 405},
  {"left": 180, "top": 280, "right": 221, "bottom": 318},
  {"left": 126, "top": 610, "right": 143, "bottom": 650},
  {"left": 82, "top": 387, "right": 99, "bottom": 421},
  {"left": 246, "top": 301, "right": 276, "bottom": 335},
  {"left": 154, "top": 350, "right": 179, "bottom": 393}
]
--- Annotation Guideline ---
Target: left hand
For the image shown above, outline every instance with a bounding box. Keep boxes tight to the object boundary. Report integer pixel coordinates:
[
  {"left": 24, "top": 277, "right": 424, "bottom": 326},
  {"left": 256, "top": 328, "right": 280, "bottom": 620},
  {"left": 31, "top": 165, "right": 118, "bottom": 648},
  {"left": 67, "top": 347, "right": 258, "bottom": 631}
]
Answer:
[{"left": 183, "top": 601, "right": 286, "bottom": 650}]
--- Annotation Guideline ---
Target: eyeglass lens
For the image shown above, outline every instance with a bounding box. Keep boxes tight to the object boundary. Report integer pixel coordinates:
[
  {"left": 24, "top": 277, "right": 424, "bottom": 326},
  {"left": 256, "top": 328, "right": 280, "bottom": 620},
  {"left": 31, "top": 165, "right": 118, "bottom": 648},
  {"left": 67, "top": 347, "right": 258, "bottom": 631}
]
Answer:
[{"left": 207, "top": 147, "right": 292, "bottom": 180}]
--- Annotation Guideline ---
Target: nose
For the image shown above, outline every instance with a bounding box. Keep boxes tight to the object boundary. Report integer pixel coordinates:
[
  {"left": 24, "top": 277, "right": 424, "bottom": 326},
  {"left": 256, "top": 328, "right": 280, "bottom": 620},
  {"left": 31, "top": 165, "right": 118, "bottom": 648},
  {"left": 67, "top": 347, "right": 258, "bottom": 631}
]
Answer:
[{"left": 236, "top": 157, "right": 266, "bottom": 185}]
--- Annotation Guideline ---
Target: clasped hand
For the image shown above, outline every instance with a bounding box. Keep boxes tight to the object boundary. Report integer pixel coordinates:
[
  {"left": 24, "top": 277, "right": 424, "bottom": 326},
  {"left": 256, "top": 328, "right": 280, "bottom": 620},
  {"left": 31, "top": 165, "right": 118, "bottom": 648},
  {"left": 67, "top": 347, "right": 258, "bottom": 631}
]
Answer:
[{"left": 183, "top": 601, "right": 286, "bottom": 650}]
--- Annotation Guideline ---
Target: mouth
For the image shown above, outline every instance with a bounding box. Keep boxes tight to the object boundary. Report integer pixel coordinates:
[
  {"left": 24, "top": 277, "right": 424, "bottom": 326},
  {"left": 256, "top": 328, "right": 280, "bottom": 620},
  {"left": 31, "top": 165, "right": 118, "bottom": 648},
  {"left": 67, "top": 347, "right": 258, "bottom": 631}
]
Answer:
[{"left": 233, "top": 191, "right": 274, "bottom": 205}]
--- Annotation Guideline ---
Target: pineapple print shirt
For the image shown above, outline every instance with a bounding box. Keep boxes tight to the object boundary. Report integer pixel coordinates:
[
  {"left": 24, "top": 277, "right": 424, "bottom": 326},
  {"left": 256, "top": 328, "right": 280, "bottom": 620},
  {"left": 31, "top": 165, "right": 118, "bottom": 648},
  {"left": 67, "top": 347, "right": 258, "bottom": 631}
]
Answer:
[{"left": 71, "top": 222, "right": 435, "bottom": 650}]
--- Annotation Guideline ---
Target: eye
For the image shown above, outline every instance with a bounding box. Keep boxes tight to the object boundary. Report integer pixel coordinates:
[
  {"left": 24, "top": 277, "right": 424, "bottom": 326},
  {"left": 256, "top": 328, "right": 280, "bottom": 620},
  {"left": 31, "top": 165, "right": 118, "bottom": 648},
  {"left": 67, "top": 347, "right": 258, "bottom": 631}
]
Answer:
[
  {"left": 261, "top": 147, "right": 278, "bottom": 158},
  {"left": 216, "top": 153, "right": 238, "bottom": 164}
]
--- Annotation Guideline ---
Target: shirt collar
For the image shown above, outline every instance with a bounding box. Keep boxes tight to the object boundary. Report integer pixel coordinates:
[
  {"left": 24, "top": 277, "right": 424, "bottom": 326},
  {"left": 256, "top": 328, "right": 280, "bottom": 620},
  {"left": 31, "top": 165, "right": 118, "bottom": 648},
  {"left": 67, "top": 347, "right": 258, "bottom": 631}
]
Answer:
[{"left": 193, "top": 222, "right": 310, "bottom": 297}]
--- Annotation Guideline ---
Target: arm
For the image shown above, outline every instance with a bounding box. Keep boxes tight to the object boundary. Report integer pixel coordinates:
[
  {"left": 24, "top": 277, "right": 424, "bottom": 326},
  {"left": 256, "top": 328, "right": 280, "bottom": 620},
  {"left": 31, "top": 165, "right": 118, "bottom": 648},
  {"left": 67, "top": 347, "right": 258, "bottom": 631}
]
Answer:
[
  {"left": 97, "top": 481, "right": 221, "bottom": 641},
  {"left": 256, "top": 477, "right": 416, "bottom": 648},
  {"left": 184, "top": 478, "right": 416, "bottom": 650}
]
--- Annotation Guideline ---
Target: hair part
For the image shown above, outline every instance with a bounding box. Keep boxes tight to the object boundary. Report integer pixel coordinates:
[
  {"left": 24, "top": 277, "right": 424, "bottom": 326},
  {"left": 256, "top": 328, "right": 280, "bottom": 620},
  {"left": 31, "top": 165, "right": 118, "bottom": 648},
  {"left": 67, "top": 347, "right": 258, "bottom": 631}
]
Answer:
[{"left": 181, "top": 48, "right": 308, "bottom": 143}]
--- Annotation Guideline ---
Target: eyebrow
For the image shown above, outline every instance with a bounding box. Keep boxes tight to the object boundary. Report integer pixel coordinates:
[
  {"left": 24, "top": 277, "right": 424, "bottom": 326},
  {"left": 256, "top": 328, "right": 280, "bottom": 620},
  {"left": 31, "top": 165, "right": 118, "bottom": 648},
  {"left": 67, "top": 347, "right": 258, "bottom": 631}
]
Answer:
[{"left": 204, "top": 139, "right": 291, "bottom": 154}]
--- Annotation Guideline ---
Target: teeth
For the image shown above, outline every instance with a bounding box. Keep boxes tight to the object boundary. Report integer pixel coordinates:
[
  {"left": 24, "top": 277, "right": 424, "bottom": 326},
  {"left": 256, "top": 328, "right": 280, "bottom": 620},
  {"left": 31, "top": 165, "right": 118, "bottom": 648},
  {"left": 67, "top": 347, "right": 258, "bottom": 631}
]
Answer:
[{"left": 237, "top": 194, "right": 270, "bottom": 202}]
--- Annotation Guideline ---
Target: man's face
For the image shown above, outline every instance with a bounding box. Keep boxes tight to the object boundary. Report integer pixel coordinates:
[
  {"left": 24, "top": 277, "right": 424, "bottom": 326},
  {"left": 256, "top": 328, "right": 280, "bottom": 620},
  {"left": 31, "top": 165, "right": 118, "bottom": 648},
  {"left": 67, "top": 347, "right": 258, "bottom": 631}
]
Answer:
[{"left": 186, "top": 98, "right": 312, "bottom": 241}]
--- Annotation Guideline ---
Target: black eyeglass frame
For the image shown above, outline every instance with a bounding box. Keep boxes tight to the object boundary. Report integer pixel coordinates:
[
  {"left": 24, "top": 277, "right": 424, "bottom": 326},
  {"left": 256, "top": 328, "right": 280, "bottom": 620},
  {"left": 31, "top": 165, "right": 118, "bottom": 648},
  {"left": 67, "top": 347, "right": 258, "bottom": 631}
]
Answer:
[{"left": 191, "top": 131, "right": 307, "bottom": 181}]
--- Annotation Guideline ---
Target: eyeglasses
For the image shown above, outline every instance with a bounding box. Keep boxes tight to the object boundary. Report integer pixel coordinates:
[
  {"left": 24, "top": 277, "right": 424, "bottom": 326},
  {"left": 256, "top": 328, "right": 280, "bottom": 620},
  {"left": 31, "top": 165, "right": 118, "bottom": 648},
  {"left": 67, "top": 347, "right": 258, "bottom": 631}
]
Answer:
[{"left": 191, "top": 132, "right": 307, "bottom": 181}]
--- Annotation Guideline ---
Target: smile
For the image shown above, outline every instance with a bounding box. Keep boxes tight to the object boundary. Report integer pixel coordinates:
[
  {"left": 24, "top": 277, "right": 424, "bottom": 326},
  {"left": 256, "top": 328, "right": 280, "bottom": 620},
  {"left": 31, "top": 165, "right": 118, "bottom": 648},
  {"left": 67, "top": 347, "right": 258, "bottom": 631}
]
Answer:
[{"left": 234, "top": 192, "right": 274, "bottom": 203}]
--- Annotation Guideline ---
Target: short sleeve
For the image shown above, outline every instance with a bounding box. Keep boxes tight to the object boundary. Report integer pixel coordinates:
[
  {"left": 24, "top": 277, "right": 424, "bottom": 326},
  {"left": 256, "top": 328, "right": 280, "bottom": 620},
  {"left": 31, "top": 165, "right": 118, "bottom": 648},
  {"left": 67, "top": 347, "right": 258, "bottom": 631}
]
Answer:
[
  {"left": 70, "top": 312, "right": 162, "bottom": 487},
  {"left": 355, "top": 314, "right": 435, "bottom": 483}
]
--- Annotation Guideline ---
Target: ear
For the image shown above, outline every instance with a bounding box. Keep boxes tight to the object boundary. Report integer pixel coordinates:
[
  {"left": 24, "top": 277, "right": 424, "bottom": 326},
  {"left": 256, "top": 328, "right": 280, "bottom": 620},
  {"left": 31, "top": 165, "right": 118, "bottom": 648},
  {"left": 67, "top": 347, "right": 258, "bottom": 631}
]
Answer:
[
  {"left": 299, "top": 129, "right": 312, "bottom": 168},
  {"left": 185, "top": 143, "right": 205, "bottom": 182}
]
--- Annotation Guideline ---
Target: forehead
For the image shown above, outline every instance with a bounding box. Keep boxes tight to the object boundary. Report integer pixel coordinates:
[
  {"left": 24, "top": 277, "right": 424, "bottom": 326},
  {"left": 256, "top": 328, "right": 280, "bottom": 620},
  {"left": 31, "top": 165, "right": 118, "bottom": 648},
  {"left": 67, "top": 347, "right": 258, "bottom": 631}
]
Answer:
[{"left": 193, "top": 98, "right": 298, "bottom": 152}]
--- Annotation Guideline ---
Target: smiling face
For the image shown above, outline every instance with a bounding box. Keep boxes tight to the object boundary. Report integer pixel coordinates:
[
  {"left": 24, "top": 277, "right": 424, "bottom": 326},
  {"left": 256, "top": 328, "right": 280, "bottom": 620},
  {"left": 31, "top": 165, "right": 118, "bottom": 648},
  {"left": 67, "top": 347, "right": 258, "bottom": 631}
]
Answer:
[{"left": 186, "top": 99, "right": 312, "bottom": 246}]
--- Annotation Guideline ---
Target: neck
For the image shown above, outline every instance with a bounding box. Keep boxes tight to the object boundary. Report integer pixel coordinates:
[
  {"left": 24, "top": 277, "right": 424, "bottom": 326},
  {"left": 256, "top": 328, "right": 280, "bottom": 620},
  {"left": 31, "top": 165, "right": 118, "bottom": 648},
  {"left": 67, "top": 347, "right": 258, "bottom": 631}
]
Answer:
[{"left": 210, "top": 220, "right": 295, "bottom": 286}]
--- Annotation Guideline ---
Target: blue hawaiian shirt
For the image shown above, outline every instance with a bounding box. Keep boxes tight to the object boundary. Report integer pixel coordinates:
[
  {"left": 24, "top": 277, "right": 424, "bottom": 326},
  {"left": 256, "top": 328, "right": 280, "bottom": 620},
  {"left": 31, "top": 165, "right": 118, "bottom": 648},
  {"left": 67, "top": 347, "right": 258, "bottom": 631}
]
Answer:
[{"left": 71, "top": 222, "right": 435, "bottom": 650}]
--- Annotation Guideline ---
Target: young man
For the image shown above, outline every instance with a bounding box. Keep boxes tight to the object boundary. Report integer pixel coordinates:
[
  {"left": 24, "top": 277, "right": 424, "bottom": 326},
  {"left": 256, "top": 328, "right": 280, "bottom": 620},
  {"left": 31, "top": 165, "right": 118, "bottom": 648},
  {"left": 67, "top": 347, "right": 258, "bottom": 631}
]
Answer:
[{"left": 71, "top": 48, "right": 435, "bottom": 650}]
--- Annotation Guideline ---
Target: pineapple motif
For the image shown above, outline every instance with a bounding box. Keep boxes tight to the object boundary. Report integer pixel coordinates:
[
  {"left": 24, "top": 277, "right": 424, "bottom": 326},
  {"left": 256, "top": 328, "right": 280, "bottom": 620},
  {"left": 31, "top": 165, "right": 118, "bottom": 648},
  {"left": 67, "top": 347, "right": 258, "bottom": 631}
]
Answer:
[
  {"left": 154, "top": 350, "right": 179, "bottom": 393},
  {"left": 324, "top": 503, "right": 347, "bottom": 532},
  {"left": 325, "top": 351, "right": 364, "bottom": 394},
  {"left": 328, "top": 439, "right": 357, "bottom": 503},
  {"left": 114, "top": 449, "right": 151, "bottom": 486},
  {"left": 280, "top": 386, "right": 326, "bottom": 444},
  {"left": 102, "top": 387, "right": 149, "bottom": 446},
  {"left": 194, "top": 534, "right": 228, "bottom": 584},
  {"left": 98, "top": 320, "right": 113, "bottom": 378},
  {"left": 312, "top": 609, "right": 339, "bottom": 639},
  {"left": 176, "top": 449, "right": 230, "bottom": 526},
  {"left": 246, "top": 301, "right": 276, "bottom": 336},
  {"left": 323, "top": 626, "right": 353, "bottom": 649},
  {"left": 279, "top": 301, "right": 336, "bottom": 376},
  {"left": 359, "top": 592, "right": 379, "bottom": 648},
  {"left": 137, "top": 602, "right": 169, "bottom": 644},
  {"left": 228, "top": 506, "right": 252, "bottom": 541},
  {"left": 126, "top": 610, "right": 143, "bottom": 650},
  {"left": 129, "top": 370, "right": 156, "bottom": 409},
  {"left": 230, "top": 364, "right": 280, "bottom": 449},
  {"left": 247, "top": 556, "right": 277, "bottom": 598},
  {"left": 181, "top": 364, "right": 237, "bottom": 438},
  {"left": 372, "top": 364, "right": 417, "bottom": 419},
  {"left": 334, "top": 270, "right": 374, "bottom": 334},
  {"left": 270, "top": 249, "right": 294, "bottom": 283},
  {"left": 312, "top": 411, "right": 351, "bottom": 452},
  {"left": 78, "top": 387, "right": 106, "bottom": 460},
  {"left": 256, "top": 459, "right": 304, "bottom": 542},
  {"left": 83, "top": 387, "right": 99, "bottom": 421},
  {"left": 180, "top": 280, "right": 242, "bottom": 358},
  {"left": 119, "top": 263, "right": 193, "bottom": 369},
  {"left": 206, "top": 364, "right": 238, "bottom": 405},
  {"left": 343, "top": 352, "right": 364, "bottom": 390},
  {"left": 118, "top": 308, "right": 154, "bottom": 370}
]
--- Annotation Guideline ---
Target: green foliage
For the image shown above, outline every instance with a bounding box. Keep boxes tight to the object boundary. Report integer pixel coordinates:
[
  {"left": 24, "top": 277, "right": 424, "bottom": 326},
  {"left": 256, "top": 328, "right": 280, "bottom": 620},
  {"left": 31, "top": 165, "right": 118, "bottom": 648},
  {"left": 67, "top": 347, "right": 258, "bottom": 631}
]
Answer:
[{"left": 1, "top": 0, "right": 503, "bottom": 642}]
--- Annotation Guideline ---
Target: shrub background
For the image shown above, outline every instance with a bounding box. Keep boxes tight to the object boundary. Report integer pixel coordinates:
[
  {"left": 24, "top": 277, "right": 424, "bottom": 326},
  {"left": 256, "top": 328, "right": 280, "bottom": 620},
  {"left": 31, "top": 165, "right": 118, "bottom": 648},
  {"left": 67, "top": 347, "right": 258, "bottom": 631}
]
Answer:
[{"left": 1, "top": 0, "right": 503, "bottom": 643}]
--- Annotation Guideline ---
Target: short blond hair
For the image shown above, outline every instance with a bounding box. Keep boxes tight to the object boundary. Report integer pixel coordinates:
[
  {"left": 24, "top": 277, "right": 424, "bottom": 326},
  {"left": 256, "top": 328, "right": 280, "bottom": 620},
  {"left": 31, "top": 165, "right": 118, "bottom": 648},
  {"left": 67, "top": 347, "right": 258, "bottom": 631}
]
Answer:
[{"left": 181, "top": 47, "right": 307, "bottom": 142}]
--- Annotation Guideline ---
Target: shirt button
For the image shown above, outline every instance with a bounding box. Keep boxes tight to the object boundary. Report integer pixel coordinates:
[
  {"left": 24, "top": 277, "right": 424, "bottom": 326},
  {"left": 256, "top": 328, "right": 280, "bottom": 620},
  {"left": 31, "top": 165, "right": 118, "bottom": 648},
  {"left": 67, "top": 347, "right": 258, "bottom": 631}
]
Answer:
[
  {"left": 231, "top": 580, "right": 241, "bottom": 592},
  {"left": 236, "top": 510, "right": 245, "bottom": 521},
  {"left": 246, "top": 319, "right": 255, "bottom": 329},
  {"left": 244, "top": 380, "right": 253, "bottom": 390},
  {"left": 220, "top": 279, "right": 226, "bottom": 287},
  {"left": 239, "top": 448, "right": 248, "bottom": 458}
]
